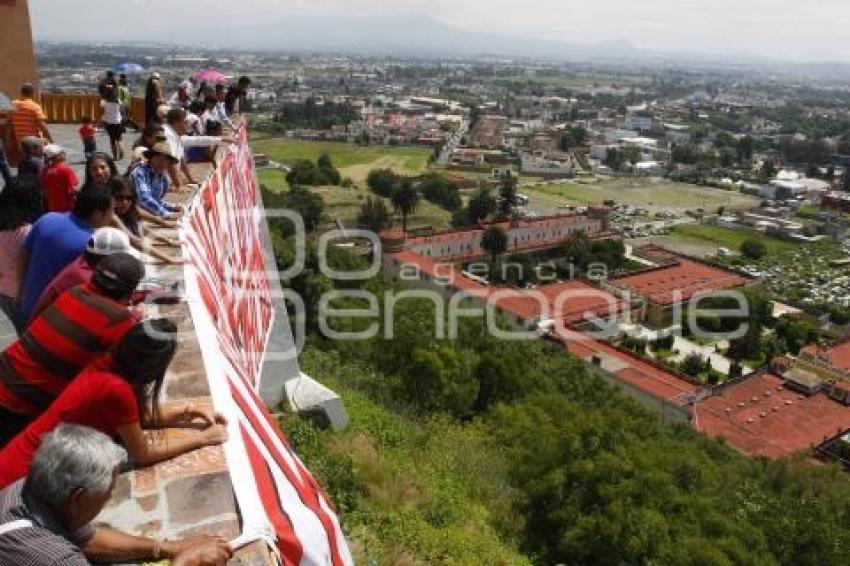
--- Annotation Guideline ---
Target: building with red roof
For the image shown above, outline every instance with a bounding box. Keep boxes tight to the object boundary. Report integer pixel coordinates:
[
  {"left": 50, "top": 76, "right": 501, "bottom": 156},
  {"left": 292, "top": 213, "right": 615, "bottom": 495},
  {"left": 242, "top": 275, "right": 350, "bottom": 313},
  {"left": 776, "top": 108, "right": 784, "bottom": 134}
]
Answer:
[
  {"left": 610, "top": 256, "right": 750, "bottom": 327},
  {"left": 405, "top": 211, "right": 608, "bottom": 262},
  {"left": 798, "top": 340, "right": 850, "bottom": 381},
  {"left": 695, "top": 373, "right": 850, "bottom": 458},
  {"left": 381, "top": 227, "right": 701, "bottom": 425}
]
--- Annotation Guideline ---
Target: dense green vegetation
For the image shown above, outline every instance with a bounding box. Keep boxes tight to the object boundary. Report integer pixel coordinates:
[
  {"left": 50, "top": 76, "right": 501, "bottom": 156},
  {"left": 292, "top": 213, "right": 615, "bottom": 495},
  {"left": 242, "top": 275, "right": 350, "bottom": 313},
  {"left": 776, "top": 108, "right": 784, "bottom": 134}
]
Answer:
[
  {"left": 271, "top": 235, "right": 850, "bottom": 565},
  {"left": 270, "top": 97, "right": 359, "bottom": 131},
  {"left": 286, "top": 153, "right": 342, "bottom": 186}
]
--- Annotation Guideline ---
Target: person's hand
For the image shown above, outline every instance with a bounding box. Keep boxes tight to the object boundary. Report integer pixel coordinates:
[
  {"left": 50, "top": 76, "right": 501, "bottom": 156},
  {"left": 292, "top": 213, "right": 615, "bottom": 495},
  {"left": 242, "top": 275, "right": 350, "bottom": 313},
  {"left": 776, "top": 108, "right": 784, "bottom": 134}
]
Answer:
[
  {"left": 200, "top": 423, "right": 228, "bottom": 446},
  {"left": 161, "top": 535, "right": 226, "bottom": 559},
  {"left": 167, "top": 539, "right": 233, "bottom": 566},
  {"left": 181, "top": 402, "right": 228, "bottom": 427},
  {"left": 166, "top": 255, "right": 186, "bottom": 265}
]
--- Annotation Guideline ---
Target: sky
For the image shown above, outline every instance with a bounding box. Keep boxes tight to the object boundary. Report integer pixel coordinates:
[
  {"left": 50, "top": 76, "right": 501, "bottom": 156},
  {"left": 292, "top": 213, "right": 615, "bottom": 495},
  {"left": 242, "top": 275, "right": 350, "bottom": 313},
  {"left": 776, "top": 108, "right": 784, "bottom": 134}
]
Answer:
[{"left": 28, "top": 0, "right": 850, "bottom": 63}]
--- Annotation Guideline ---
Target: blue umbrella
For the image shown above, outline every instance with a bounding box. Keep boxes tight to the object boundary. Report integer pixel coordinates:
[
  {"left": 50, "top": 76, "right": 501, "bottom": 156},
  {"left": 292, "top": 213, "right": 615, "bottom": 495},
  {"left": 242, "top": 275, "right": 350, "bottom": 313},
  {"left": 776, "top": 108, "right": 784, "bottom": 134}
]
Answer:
[{"left": 114, "top": 62, "right": 145, "bottom": 74}]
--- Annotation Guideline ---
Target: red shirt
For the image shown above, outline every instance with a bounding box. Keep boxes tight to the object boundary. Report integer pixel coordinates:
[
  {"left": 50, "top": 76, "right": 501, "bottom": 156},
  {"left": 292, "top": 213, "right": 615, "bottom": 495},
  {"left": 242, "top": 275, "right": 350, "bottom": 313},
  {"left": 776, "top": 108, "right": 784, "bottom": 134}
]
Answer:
[
  {"left": 78, "top": 123, "right": 96, "bottom": 140},
  {"left": 30, "top": 256, "right": 91, "bottom": 320},
  {"left": 0, "top": 283, "right": 138, "bottom": 416},
  {"left": 41, "top": 162, "right": 79, "bottom": 213},
  {"left": 0, "top": 361, "right": 139, "bottom": 488}
]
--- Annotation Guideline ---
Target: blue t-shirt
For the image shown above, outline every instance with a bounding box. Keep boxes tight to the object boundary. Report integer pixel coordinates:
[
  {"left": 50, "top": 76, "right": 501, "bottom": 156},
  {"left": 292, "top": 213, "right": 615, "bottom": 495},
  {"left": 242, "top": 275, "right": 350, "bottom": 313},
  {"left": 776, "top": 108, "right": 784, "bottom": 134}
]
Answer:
[{"left": 19, "top": 212, "right": 93, "bottom": 318}]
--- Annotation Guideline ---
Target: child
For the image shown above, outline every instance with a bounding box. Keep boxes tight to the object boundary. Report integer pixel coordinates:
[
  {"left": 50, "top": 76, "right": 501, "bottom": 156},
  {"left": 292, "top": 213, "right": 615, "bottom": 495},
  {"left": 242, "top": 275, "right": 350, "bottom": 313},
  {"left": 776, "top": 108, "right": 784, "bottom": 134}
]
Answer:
[
  {"left": 79, "top": 116, "right": 97, "bottom": 158},
  {"left": 41, "top": 144, "right": 79, "bottom": 213}
]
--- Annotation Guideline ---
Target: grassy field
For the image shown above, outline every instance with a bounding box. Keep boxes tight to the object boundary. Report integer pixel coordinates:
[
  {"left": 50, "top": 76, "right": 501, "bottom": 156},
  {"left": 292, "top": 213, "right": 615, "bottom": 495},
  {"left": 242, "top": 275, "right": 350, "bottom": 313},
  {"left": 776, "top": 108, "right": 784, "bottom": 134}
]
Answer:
[
  {"left": 251, "top": 138, "right": 450, "bottom": 229},
  {"left": 522, "top": 178, "right": 760, "bottom": 212},
  {"left": 251, "top": 138, "right": 432, "bottom": 184},
  {"left": 666, "top": 224, "right": 798, "bottom": 255}
]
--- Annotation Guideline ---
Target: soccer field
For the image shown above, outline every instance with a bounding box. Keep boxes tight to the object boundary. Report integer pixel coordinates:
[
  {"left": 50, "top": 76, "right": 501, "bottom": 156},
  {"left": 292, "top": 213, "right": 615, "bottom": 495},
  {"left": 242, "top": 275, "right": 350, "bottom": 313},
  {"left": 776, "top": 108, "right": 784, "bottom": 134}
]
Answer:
[
  {"left": 250, "top": 138, "right": 432, "bottom": 184},
  {"left": 522, "top": 177, "right": 760, "bottom": 212}
]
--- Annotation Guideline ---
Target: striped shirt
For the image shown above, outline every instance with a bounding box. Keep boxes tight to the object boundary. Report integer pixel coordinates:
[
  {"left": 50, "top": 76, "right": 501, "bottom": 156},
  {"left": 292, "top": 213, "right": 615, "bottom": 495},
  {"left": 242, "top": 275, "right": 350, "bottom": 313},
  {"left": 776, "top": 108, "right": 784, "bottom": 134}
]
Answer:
[
  {"left": 0, "top": 283, "right": 138, "bottom": 416},
  {"left": 0, "top": 479, "right": 93, "bottom": 566}
]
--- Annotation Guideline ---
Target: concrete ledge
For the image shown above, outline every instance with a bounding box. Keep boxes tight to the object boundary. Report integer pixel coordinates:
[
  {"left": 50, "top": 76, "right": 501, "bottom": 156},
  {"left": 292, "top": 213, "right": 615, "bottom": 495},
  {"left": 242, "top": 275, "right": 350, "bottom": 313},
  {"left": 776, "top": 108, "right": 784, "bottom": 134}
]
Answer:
[{"left": 284, "top": 372, "right": 349, "bottom": 430}]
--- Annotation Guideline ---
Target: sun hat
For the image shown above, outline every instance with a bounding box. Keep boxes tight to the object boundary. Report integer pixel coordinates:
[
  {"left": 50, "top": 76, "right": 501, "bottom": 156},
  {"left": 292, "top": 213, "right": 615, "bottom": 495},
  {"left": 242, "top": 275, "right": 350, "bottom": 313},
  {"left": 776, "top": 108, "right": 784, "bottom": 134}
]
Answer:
[{"left": 143, "top": 141, "right": 179, "bottom": 163}]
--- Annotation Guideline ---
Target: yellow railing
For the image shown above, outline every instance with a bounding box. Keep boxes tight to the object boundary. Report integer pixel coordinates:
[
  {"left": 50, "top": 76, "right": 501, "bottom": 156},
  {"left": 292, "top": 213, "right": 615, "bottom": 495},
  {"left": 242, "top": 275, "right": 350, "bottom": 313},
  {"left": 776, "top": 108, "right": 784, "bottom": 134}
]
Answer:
[{"left": 41, "top": 93, "right": 147, "bottom": 125}]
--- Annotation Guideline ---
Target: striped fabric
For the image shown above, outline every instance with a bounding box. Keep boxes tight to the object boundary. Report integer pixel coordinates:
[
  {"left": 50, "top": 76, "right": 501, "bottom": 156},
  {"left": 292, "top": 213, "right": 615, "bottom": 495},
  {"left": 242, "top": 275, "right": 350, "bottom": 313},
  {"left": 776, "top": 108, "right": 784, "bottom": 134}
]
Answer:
[
  {"left": 182, "top": 127, "right": 353, "bottom": 565},
  {"left": 0, "top": 284, "right": 136, "bottom": 416}
]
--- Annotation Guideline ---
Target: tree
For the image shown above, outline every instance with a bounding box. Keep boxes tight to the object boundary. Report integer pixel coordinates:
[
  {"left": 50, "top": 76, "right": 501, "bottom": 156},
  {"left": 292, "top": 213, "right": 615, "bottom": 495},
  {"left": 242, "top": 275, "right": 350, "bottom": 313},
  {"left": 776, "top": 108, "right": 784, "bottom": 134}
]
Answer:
[
  {"left": 391, "top": 179, "right": 419, "bottom": 232},
  {"left": 774, "top": 315, "right": 819, "bottom": 355},
  {"left": 357, "top": 196, "right": 392, "bottom": 233},
  {"left": 621, "top": 145, "right": 642, "bottom": 166},
  {"left": 285, "top": 155, "right": 341, "bottom": 186},
  {"left": 760, "top": 159, "right": 777, "bottom": 181},
  {"left": 406, "top": 345, "right": 478, "bottom": 416},
  {"left": 498, "top": 172, "right": 518, "bottom": 215},
  {"left": 480, "top": 226, "right": 508, "bottom": 266},
  {"left": 737, "top": 135, "right": 754, "bottom": 163},
  {"left": 468, "top": 188, "right": 497, "bottom": 224},
  {"left": 603, "top": 148, "right": 625, "bottom": 170},
  {"left": 286, "top": 160, "right": 320, "bottom": 186},
  {"left": 279, "top": 185, "right": 324, "bottom": 232},
  {"left": 418, "top": 173, "right": 462, "bottom": 211},
  {"left": 680, "top": 353, "right": 705, "bottom": 377},
  {"left": 563, "top": 230, "right": 591, "bottom": 269},
  {"left": 728, "top": 325, "right": 762, "bottom": 361},
  {"left": 672, "top": 143, "right": 699, "bottom": 165},
  {"left": 367, "top": 168, "right": 399, "bottom": 198},
  {"left": 316, "top": 152, "right": 341, "bottom": 185},
  {"left": 741, "top": 238, "right": 767, "bottom": 260}
]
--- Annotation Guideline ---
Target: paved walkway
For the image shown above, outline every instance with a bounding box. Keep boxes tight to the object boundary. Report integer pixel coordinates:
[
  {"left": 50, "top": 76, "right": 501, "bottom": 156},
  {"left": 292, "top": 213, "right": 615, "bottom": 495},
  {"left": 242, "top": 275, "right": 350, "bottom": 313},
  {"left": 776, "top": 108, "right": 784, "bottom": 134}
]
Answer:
[
  {"left": 48, "top": 122, "right": 142, "bottom": 178},
  {"left": 624, "top": 323, "right": 752, "bottom": 377}
]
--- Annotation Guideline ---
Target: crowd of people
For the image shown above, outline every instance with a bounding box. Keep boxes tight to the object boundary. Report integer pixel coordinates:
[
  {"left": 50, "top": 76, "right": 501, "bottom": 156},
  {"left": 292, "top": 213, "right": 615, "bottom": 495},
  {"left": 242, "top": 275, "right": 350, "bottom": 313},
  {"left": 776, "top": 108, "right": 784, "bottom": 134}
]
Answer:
[{"left": 0, "top": 71, "right": 252, "bottom": 566}]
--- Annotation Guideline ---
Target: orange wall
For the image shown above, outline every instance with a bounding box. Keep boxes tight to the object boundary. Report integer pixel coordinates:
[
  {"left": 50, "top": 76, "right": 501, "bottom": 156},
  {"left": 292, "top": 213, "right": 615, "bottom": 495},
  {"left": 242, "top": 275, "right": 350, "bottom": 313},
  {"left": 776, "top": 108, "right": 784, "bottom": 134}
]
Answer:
[{"left": 0, "top": 0, "right": 39, "bottom": 100}]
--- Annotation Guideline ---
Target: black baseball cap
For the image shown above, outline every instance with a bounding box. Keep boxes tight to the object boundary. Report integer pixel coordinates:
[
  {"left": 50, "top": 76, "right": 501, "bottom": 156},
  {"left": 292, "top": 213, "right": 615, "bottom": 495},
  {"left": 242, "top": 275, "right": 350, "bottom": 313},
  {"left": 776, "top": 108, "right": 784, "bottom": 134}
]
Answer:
[{"left": 92, "top": 252, "right": 145, "bottom": 298}]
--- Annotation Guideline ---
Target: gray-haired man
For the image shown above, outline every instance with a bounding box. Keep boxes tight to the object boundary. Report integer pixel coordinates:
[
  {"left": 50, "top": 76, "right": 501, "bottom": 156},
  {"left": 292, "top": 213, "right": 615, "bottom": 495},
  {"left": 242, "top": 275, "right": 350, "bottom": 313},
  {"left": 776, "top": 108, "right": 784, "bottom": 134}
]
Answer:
[{"left": 0, "top": 424, "right": 232, "bottom": 565}]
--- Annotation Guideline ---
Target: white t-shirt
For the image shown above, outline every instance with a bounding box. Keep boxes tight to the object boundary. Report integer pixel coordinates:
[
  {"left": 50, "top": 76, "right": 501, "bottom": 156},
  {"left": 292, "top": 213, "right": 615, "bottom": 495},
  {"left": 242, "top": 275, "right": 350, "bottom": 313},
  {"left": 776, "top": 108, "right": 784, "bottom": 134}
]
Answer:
[
  {"left": 100, "top": 100, "right": 122, "bottom": 125},
  {"left": 185, "top": 113, "right": 202, "bottom": 136}
]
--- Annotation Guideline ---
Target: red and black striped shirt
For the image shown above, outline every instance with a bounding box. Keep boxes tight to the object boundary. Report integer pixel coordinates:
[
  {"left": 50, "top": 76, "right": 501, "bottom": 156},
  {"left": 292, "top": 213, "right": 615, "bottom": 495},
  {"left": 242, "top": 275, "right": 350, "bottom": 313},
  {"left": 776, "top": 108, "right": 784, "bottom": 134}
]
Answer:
[{"left": 0, "top": 283, "right": 138, "bottom": 416}]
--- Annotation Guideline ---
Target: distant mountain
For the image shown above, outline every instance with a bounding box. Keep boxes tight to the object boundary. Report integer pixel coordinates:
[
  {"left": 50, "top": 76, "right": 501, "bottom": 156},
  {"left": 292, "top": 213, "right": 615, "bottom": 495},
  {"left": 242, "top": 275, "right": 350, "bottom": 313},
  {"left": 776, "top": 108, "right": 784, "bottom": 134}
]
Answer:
[{"left": 146, "top": 16, "right": 647, "bottom": 61}]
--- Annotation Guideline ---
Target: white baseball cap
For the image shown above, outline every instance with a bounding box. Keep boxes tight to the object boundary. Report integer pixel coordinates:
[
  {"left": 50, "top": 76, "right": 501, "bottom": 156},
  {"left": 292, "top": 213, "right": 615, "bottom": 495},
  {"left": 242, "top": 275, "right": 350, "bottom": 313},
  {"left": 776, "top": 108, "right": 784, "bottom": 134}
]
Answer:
[
  {"left": 87, "top": 227, "right": 139, "bottom": 258},
  {"left": 44, "top": 143, "right": 65, "bottom": 159}
]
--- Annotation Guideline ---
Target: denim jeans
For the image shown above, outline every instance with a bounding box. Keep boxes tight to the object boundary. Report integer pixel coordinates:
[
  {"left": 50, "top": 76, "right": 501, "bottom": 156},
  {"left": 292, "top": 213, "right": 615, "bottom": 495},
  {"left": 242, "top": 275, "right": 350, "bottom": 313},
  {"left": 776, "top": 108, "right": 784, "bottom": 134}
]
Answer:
[{"left": 0, "top": 293, "right": 26, "bottom": 336}]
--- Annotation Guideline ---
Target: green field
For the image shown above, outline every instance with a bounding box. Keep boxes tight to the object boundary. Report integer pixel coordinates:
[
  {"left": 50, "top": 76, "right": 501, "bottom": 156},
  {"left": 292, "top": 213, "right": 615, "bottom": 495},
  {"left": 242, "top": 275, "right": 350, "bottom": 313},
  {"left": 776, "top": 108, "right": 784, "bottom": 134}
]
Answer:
[
  {"left": 251, "top": 138, "right": 450, "bottom": 229},
  {"left": 251, "top": 138, "right": 432, "bottom": 184},
  {"left": 666, "top": 224, "right": 798, "bottom": 255},
  {"left": 522, "top": 178, "right": 760, "bottom": 212}
]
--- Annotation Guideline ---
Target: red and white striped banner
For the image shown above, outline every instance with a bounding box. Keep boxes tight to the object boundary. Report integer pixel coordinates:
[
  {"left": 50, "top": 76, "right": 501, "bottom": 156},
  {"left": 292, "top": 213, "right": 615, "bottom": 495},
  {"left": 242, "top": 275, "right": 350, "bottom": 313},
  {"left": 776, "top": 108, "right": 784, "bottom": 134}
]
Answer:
[{"left": 182, "top": 128, "right": 353, "bottom": 565}]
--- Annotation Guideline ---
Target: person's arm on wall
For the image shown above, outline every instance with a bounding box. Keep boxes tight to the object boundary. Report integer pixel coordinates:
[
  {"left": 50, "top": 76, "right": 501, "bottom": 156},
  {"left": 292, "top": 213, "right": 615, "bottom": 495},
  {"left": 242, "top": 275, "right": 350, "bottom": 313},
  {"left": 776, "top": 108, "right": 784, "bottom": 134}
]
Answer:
[
  {"left": 84, "top": 526, "right": 227, "bottom": 564},
  {"left": 116, "top": 421, "right": 228, "bottom": 466}
]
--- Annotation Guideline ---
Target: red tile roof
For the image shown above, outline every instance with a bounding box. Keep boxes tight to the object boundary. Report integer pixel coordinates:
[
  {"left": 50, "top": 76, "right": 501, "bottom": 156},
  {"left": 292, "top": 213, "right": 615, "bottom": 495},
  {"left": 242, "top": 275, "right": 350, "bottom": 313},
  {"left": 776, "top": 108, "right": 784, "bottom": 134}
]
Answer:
[
  {"left": 803, "top": 341, "right": 850, "bottom": 372},
  {"left": 390, "top": 252, "right": 624, "bottom": 325},
  {"left": 390, "top": 249, "right": 698, "bottom": 406},
  {"left": 695, "top": 374, "right": 850, "bottom": 458},
  {"left": 613, "top": 259, "right": 748, "bottom": 306},
  {"left": 551, "top": 327, "right": 699, "bottom": 403}
]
